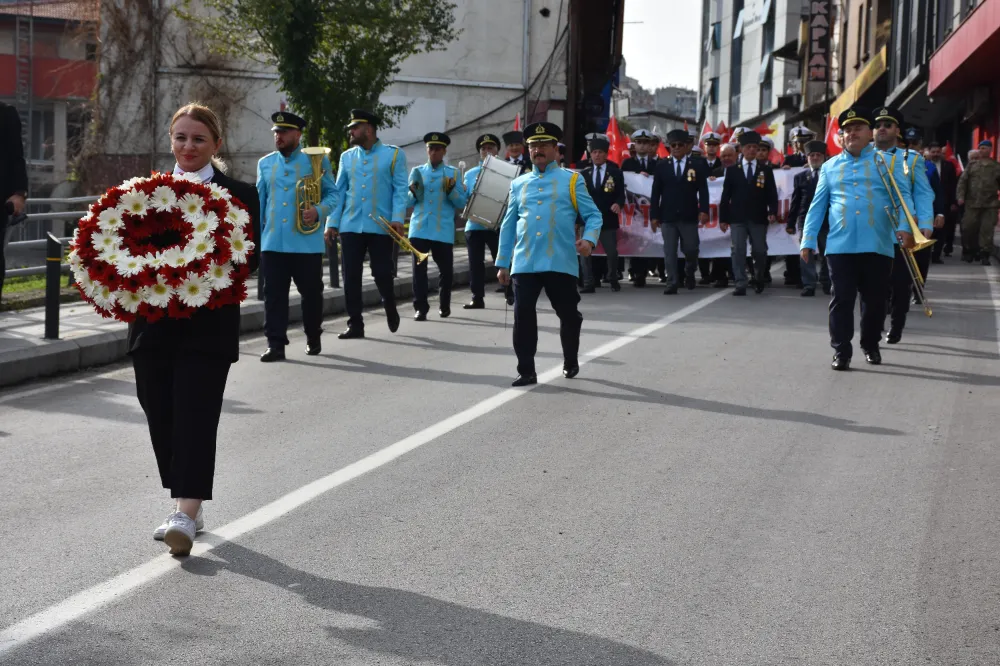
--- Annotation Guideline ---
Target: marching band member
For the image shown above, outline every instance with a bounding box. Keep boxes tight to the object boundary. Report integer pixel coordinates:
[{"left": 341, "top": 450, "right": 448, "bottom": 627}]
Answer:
[
  {"left": 496, "top": 121, "right": 604, "bottom": 387},
  {"left": 324, "top": 109, "right": 408, "bottom": 339},
  {"left": 407, "top": 132, "right": 468, "bottom": 320},
  {"left": 463, "top": 133, "right": 503, "bottom": 309},
  {"left": 782, "top": 126, "right": 815, "bottom": 168},
  {"left": 135, "top": 103, "right": 260, "bottom": 554},
  {"left": 257, "top": 111, "right": 337, "bottom": 362},
  {"left": 719, "top": 131, "right": 777, "bottom": 296},
  {"left": 504, "top": 130, "right": 530, "bottom": 173},
  {"left": 786, "top": 140, "right": 831, "bottom": 296},
  {"left": 577, "top": 135, "right": 625, "bottom": 293},
  {"left": 800, "top": 106, "right": 916, "bottom": 371},
  {"left": 651, "top": 128, "right": 710, "bottom": 293},
  {"left": 871, "top": 106, "right": 937, "bottom": 345}
]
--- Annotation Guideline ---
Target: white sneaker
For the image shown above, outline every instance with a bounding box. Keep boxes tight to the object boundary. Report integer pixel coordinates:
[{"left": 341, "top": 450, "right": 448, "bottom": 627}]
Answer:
[
  {"left": 162, "top": 511, "right": 197, "bottom": 556},
  {"left": 153, "top": 505, "right": 203, "bottom": 541}
]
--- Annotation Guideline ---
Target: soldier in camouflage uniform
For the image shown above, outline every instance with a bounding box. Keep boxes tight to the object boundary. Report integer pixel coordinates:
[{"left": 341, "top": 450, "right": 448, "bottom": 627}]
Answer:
[{"left": 956, "top": 140, "right": 1000, "bottom": 265}]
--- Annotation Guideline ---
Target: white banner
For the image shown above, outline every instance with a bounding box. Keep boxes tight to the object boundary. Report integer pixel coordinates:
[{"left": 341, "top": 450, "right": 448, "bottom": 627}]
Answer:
[{"left": 593, "top": 169, "right": 806, "bottom": 258}]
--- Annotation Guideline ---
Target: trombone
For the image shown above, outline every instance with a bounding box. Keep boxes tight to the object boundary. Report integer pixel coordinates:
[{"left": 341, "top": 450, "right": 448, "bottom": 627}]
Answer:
[
  {"left": 369, "top": 214, "right": 429, "bottom": 264},
  {"left": 873, "top": 151, "right": 934, "bottom": 318}
]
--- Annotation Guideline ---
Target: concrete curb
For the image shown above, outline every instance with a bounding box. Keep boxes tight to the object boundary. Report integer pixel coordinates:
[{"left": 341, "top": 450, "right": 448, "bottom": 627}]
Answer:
[{"left": 1, "top": 265, "right": 490, "bottom": 389}]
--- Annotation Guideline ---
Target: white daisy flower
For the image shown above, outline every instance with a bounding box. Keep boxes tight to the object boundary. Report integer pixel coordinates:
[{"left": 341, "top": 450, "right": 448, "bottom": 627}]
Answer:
[
  {"left": 207, "top": 262, "right": 233, "bottom": 290},
  {"left": 175, "top": 171, "right": 202, "bottom": 183},
  {"left": 67, "top": 248, "right": 82, "bottom": 268},
  {"left": 121, "top": 176, "right": 148, "bottom": 189},
  {"left": 186, "top": 236, "right": 216, "bottom": 259},
  {"left": 145, "top": 276, "right": 173, "bottom": 308},
  {"left": 97, "top": 207, "right": 126, "bottom": 232},
  {"left": 228, "top": 228, "right": 251, "bottom": 264},
  {"left": 73, "top": 270, "right": 94, "bottom": 295},
  {"left": 192, "top": 211, "right": 220, "bottom": 236},
  {"left": 177, "top": 274, "right": 212, "bottom": 308},
  {"left": 115, "top": 254, "right": 146, "bottom": 277},
  {"left": 208, "top": 183, "right": 232, "bottom": 200},
  {"left": 91, "top": 283, "right": 117, "bottom": 310},
  {"left": 91, "top": 231, "right": 122, "bottom": 252},
  {"left": 178, "top": 193, "right": 205, "bottom": 221},
  {"left": 143, "top": 252, "right": 166, "bottom": 270},
  {"left": 150, "top": 186, "right": 178, "bottom": 212},
  {"left": 225, "top": 207, "right": 250, "bottom": 229},
  {"left": 116, "top": 289, "right": 144, "bottom": 313},
  {"left": 119, "top": 190, "right": 151, "bottom": 217},
  {"left": 99, "top": 249, "right": 123, "bottom": 266},
  {"left": 161, "top": 246, "right": 190, "bottom": 268}
]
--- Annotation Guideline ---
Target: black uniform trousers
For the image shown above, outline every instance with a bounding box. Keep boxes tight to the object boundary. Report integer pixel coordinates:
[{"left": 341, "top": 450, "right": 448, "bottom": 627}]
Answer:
[
  {"left": 512, "top": 271, "right": 582, "bottom": 376},
  {"left": 887, "top": 244, "right": 931, "bottom": 330},
  {"left": 340, "top": 231, "right": 396, "bottom": 331},
  {"left": 132, "top": 351, "right": 231, "bottom": 500},
  {"left": 0, "top": 215, "right": 7, "bottom": 300},
  {"left": 411, "top": 238, "right": 454, "bottom": 314},
  {"left": 263, "top": 251, "right": 324, "bottom": 348},
  {"left": 826, "top": 252, "right": 893, "bottom": 358},
  {"left": 465, "top": 229, "right": 499, "bottom": 300},
  {"left": 326, "top": 236, "right": 340, "bottom": 288}
]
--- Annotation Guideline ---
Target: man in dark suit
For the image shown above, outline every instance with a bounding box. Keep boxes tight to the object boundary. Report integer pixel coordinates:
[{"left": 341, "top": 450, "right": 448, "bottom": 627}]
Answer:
[
  {"left": 924, "top": 141, "right": 959, "bottom": 261},
  {"left": 577, "top": 136, "right": 625, "bottom": 292},
  {"left": 719, "top": 131, "right": 778, "bottom": 295},
  {"left": 786, "top": 140, "right": 830, "bottom": 296},
  {"left": 1, "top": 102, "right": 29, "bottom": 303},
  {"left": 620, "top": 128, "right": 658, "bottom": 286},
  {"left": 504, "top": 131, "right": 531, "bottom": 174},
  {"left": 651, "top": 129, "right": 710, "bottom": 293}
]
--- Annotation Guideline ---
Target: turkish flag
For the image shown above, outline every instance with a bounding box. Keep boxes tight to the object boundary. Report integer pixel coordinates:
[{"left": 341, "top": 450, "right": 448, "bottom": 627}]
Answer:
[
  {"left": 657, "top": 142, "right": 670, "bottom": 159},
  {"left": 825, "top": 115, "right": 842, "bottom": 156},
  {"left": 606, "top": 115, "right": 626, "bottom": 166},
  {"left": 716, "top": 121, "right": 730, "bottom": 144},
  {"left": 944, "top": 141, "right": 964, "bottom": 174},
  {"left": 514, "top": 113, "right": 521, "bottom": 131}
]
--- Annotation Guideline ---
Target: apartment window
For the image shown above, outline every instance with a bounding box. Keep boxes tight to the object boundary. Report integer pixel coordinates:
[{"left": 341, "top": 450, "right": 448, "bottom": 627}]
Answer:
[
  {"left": 85, "top": 43, "right": 97, "bottom": 61},
  {"left": 863, "top": 1, "right": 873, "bottom": 59},
  {"left": 711, "top": 22, "right": 722, "bottom": 50},
  {"left": 855, "top": 4, "right": 864, "bottom": 68},
  {"left": 30, "top": 108, "right": 55, "bottom": 162},
  {"left": 730, "top": 0, "right": 744, "bottom": 123},
  {"left": 709, "top": 77, "right": 719, "bottom": 105}
]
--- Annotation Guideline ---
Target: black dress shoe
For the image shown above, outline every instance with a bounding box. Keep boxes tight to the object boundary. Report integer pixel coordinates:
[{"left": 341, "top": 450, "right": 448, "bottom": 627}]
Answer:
[
  {"left": 982, "top": 256, "right": 992, "bottom": 266},
  {"left": 305, "top": 339, "right": 321, "bottom": 356},
  {"left": 338, "top": 327, "right": 364, "bottom": 340},
  {"left": 754, "top": 283, "right": 765, "bottom": 294},
  {"left": 864, "top": 348, "right": 882, "bottom": 365},
  {"left": 387, "top": 306, "right": 400, "bottom": 332},
  {"left": 580, "top": 286, "right": 596, "bottom": 294},
  {"left": 610, "top": 280, "right": 621, "bottom": 292},
  {"left": 463, "top": 299, "right": 485, "bottom": 309},
  {"left": 831, "top": 354, "right": 850, "bottom": 371},
  {"left": 699, "top": 277, "right": 712, "bottom": 285},
  {"left": 713, "top": 279, "right": 728, "bottom": 288},
  {"left": 563, "top": 363, "right": 580, "bottom": 379},
  {"left": 439, "top": 308, "right": 450, "bottom": 318},
  {"left": 886, "top": 329, "right": 902, "bottom": 344},
  {"left": 260, "top": 347, "right": 286, "bottom": 362},
  {"left": 414, "top": 311, "right": 427, "bottom": 321},
  {"left": 732, "top": 287, "right": 747, "bottom": 296},
  {"left": 511, "top": 373, "right": 537, "bottom": 387},
  {"left": 801, "top": 287, "right": 815, "bottom": 297},
  {"left": 633, "top": 279, "right": 646, "bottom": 288},
  {"left": 663, "top": 285, "right": 678, "bottom": 295},
  {"left": 685, "top": 276, "right": 696, "bottom": 290}
]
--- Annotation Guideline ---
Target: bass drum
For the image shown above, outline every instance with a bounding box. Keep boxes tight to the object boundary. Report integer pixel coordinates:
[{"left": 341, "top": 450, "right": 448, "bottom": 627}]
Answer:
[{"left": 462, "top": 154, "right": 522, "bottom": 230}]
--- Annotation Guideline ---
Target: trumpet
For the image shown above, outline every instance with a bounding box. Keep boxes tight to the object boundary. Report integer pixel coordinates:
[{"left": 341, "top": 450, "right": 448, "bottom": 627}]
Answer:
[
  {"left": 295, "top": 146, "right": 331, "bottom": 235},
  {"left": 873, "top": 151, "right": 934, "bottom": 317},
  {"left": 369, "top": 214, "right": 429, "bottom": 264}
]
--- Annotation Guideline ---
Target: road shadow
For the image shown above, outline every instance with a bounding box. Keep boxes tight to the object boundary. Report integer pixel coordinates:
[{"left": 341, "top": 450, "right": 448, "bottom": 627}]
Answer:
[
  {"left": 284, "top": 354, "right": 510, "bottom": 388},
  {"left": 537, "top": 377, "right": 905, "bottom": 436},
  {"left": 853, "top": 363, "right": 1000, "bottom": 387},
  {"left": 181, "top": 542, "right": 674, "bottom": 666},
  {"left": 894, "top": 342, "right": 999, "bottom": 361},
  {"left": 368, "top": 335, "right": 621, "bottom": 365}
]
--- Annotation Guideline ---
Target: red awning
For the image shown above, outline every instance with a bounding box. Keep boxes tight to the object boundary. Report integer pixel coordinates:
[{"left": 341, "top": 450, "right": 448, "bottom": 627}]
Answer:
[{"left": 928, "top": 0, "right": 1000, "bottom": 96}]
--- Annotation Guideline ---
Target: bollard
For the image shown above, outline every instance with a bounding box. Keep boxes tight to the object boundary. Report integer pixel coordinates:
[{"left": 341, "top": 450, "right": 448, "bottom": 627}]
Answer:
[{"left": 45, "top": 232, "right": 62, "bottom": 340}]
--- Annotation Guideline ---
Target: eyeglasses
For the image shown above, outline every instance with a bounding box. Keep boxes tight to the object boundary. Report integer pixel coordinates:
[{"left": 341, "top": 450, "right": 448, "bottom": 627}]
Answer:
[{"left": 669, "top": 143, "right": 685, "bottom": 148}]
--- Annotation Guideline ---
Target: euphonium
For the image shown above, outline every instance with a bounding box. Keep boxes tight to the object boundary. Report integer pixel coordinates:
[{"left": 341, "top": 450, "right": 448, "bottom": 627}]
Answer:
[
  {"left": 369, "top": 214, "right": 429, "bottom": 264},
  {"left": 294, "top": 146, "right": 331, "bottom": 235},
  {"left": 873, "top": 151, "right": 934, "bottom": 317}
]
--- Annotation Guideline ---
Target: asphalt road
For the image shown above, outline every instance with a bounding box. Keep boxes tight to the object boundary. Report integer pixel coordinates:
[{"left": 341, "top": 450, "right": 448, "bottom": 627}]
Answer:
[{"left": 1, "top": 259, "right": 999, "bottom": 665}]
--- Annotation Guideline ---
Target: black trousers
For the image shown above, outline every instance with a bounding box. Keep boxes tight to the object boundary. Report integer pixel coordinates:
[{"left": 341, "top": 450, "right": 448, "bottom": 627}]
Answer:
[
  {"left": 886, "top": 244, "right": 930, "bottom": 331},
  {"left": 340, "top": 232, "right": 396, "bottom": 331},
  {"left": 465, "top": 229, "right": 499, "bottom": 300},
  {"left": 826, "top": 253, "right": 893, "bottom": 358},
  {"left": 263, "top": 251, "right": 324, "bottom": 348},
  {"left": 326, "top": 236, "right": 340, "bottom": 288},
  {"left": 132, "top": 351, "right": 231, "bottom": 500},
  {"left": 512, "top": 271, "right": 582, "bottom": 376},
  {"left": 0, "top": 216, "right": 7, "bottom": 300},
  {"left": 411, "top": 238, "right": 453, "bottom": 314},
  {"left": 932, "top": 211, "right": 957, "bottom": 259}
]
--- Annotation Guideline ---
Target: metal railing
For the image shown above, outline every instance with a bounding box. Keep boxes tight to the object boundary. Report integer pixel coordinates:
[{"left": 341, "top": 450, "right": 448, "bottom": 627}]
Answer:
[{"left": 3, "top": 196, "right": 98, "bottom": 278}]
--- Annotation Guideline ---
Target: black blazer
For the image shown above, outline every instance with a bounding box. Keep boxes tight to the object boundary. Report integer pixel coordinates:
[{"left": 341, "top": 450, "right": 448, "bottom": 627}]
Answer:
[
  {"left": 508, "top": 155, "right": 531, "bottom": 175},
  {"left": 788, "top": 167, "right": 826, "bottom": 231},
  {"left": 650, "top": 155, "right": 710, "bottom": 224},
  {"left": 783, "top": 153, "right": 808, "bottom": 168},
  {"left": 719, "top": 161, "right": 778, "bottom": 225},
  {"left": 578, "top": 162, "right": 625, "bottom": 229},
  {"left": 621, "top": 156, "right": 657, "bottom": 174},
  {"left": 0, "top": 103, "right": 28, "bottom": 224},
  {"left": 127, "top": 169, "right": 261, "bottom": 363},
  {"left": 702, "top": 157, "right": 721, "bottom": 172},
  {"left": 933, "top": 158, "right": 959, "bottom": 210}
]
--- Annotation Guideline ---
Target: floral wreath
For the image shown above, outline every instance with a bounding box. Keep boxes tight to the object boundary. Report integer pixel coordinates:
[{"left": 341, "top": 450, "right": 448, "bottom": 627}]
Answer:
[{"left": 68, "top": 172, "right": 255, "bottom": 324}]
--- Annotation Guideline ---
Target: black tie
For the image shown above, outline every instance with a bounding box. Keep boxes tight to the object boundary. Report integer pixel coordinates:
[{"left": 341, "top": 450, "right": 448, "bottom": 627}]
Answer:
[
  {"left": 676, "top": 160, "right": 682, "bottom": 178},
  {"left": 748, "top": 164, "right": 754, "bottom": 181}
]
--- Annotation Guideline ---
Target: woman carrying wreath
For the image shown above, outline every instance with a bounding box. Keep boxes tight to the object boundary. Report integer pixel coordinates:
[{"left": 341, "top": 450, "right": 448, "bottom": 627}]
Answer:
[{"left": 129, "top": 103, "right": 260, "bottom": 556}]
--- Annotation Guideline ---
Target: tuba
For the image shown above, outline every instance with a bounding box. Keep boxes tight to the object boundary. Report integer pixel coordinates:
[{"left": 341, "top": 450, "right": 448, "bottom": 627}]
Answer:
[
  {"left": 295, "top": 146, "right": 331, "bottom": 234},
  {"left": 873, "top": 151, "right": 934, "bottom": 317}
]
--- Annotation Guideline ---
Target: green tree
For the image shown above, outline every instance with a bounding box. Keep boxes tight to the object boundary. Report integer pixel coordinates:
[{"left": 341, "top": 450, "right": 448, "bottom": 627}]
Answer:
[{"left": 181, "top": 0, "right": 459, "bottom": 157}]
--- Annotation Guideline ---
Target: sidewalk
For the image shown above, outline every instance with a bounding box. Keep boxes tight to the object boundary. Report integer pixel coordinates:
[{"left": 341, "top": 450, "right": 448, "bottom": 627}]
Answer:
[{"left": 0, "top": 256, "right": 494, "bottom": 388}]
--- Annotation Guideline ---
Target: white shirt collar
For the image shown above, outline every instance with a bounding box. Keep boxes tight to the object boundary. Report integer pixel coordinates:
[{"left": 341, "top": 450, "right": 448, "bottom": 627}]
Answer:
[{"left": 173, "top": 162, "right": 215, "bottom": 183}]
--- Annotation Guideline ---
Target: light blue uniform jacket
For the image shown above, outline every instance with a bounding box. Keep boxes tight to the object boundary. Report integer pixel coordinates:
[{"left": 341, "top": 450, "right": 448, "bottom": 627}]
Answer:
[
  {"left": 407, "top": 162, "right": 468, "bottom": 244},
  {"left": 326, "top": 140, "right": 407, "bottom": 234},
  {"left": 257, "top": 148, "right": 337, "bottom": 253}
]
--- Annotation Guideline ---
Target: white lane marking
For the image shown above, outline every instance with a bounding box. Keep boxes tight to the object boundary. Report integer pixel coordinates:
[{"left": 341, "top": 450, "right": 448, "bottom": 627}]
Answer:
[
  {"left": 987, "top": 264, "right": 1000, "bottom": 360},
  {"left": 0, "top": 288, "right": 729, "bottom": 656}
]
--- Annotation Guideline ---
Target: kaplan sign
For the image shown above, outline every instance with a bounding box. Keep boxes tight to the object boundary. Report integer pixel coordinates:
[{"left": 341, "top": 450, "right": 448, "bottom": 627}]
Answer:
[{"left": 809, "top": 0, "right": 830, "bottom": 82}]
